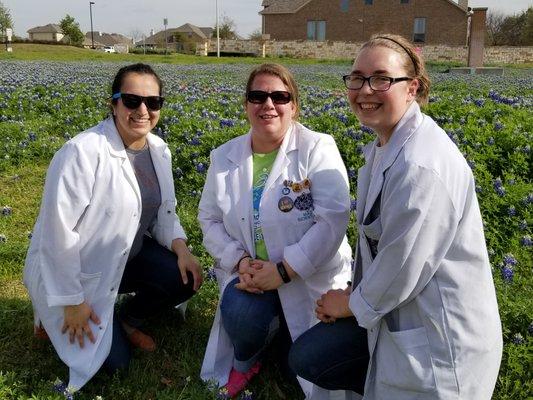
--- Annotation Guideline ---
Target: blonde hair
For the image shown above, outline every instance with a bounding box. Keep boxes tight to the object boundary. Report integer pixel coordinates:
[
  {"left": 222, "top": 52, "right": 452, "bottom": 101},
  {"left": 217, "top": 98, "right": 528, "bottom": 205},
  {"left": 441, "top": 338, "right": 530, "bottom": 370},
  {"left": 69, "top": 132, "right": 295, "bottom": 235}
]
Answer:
[
  {"left": 361, "top": 34, "right": 430, "bottom": 105},
  {"left": 245, "top": 63, "right": 300, "bottom": 120}
]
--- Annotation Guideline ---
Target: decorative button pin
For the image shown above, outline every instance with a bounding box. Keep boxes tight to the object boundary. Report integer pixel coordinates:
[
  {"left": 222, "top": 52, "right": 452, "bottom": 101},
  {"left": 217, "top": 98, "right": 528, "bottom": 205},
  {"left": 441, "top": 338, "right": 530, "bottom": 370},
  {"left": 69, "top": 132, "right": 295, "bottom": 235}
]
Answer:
[{"left": 278, "top": 196, "right": 294, "bottom": 212}]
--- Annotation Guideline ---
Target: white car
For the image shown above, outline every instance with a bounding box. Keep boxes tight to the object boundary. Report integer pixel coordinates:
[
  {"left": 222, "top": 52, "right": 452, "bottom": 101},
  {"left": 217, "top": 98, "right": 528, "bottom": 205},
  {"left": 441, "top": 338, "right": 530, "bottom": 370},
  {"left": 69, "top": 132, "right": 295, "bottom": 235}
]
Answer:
[{"left": 103, "top": 46, "right": 116, "bottom": 53}]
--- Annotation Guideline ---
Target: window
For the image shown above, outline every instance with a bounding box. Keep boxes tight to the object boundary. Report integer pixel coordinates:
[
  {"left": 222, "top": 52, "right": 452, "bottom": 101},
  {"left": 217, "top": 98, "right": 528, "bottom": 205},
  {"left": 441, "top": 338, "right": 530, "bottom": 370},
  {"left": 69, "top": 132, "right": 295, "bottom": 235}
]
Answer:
[
  {"left": 413, "top": 17, "right": 426, "bottom": 42},
  {"left": 365, "top": 0, "right": 373, "bottom": 5},
  {"left": 307, "top": 20, "right": 326, "bottom": 41},
  {"left": 400, "top": 0, "right": 409, "bottom": 3},
  {"left": 341, "top": 0, "right": 350, "bottom": 12}
]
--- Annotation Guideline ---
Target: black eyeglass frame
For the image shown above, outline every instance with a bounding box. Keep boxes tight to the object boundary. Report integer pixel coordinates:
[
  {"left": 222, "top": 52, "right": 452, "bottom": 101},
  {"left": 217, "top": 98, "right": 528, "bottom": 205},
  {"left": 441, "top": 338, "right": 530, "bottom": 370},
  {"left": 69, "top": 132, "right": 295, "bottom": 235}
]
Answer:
[
  {"left": 246, "top": 90, "right": 292, "bottom": 105},
  {"left": 111, "top": 92, "right": 165, "bottom": 111},
  {"left": 342, "top": 74, "right": 412, "bottom": 91}
]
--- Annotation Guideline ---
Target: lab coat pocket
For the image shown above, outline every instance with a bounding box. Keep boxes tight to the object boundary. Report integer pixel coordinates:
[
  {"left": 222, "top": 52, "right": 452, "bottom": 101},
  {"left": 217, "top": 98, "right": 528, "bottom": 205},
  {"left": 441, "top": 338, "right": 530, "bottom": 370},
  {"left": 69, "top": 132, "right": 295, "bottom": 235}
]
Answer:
[
  {"left": 80, "top": 271, "right": 102, "bottom": 304},
  {"left": 377, "top": 323, "right": 436, "bottom": 393}
]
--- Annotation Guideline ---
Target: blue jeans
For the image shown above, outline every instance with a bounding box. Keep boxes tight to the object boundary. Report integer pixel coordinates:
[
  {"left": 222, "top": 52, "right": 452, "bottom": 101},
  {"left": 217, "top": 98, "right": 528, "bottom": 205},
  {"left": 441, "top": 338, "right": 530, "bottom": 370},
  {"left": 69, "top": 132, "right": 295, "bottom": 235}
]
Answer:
[
  {"left": 102, "top": 236, "right": 196, "bottom": 374},
  {"left": 288, "top": 317, "right": 369, "bottom": 394},
  {"left": 220, "top": 277, "right": 291, "bottom": 373}
]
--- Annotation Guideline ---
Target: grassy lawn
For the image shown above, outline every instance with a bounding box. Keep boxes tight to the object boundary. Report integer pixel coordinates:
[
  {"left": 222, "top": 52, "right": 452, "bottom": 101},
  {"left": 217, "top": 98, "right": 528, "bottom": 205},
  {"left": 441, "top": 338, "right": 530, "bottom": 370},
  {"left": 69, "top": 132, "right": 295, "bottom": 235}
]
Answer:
[{"left": 0, "top": 44, "right": 531, "bottom": 399}]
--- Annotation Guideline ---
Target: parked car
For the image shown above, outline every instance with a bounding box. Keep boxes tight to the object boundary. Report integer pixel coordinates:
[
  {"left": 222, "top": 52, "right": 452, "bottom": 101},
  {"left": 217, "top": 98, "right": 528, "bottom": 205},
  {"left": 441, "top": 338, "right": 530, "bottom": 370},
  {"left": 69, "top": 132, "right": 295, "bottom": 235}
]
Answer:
[{"left": 103, "top": 46, "right": 115, "bottom": 53}]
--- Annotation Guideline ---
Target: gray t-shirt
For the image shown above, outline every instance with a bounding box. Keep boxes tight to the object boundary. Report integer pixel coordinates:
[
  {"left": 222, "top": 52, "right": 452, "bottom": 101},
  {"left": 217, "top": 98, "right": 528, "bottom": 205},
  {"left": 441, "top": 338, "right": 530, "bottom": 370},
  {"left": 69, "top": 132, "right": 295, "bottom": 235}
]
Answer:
[{"left": 126, "top": 144, "right": 161, "bottom": 259}]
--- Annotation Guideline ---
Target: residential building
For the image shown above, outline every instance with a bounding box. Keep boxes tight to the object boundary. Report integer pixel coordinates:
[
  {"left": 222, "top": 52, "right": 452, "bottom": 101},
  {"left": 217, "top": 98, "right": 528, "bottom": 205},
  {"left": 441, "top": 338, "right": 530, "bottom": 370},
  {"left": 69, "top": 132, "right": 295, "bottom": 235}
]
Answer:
[
  {"left": 84, "top": 32, "right": 133, "bottom": 50},
  {"left": 27, "top": 24, "right": 64, "bottom": 42},
  {"left": 260, "top": 0, "right": 469, "bottom": 45},
  {"left": 137, "top": 23, "right": 213, "bottom": 53}
]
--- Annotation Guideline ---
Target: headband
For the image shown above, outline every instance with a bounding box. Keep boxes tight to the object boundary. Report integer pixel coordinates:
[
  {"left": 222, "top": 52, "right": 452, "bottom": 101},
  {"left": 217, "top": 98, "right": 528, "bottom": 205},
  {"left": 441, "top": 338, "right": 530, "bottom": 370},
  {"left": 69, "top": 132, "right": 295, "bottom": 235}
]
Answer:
[{"left": 374, "top": 36, "right": 419, "bottom": 76}]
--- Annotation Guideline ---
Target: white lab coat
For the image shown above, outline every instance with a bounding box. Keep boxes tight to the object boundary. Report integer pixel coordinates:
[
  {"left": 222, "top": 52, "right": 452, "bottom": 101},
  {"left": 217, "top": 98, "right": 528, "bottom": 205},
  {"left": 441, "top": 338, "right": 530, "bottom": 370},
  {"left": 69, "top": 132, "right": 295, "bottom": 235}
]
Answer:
[
  {"left": 349, "top": 102, "right": 502, "bottom": 399},
  {"left": 23, "top": 117, "right": 187, "bottom": 391},
  {"left": 199, "top": 122, "right": 352, "bottom": 399}
]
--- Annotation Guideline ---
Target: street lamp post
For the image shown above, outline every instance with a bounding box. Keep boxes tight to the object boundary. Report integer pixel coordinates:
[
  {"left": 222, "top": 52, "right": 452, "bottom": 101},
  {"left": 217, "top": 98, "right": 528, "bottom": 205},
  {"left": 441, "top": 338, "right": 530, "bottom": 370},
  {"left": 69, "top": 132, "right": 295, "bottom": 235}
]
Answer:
[
  {"left": 89, "top": 1, "right": 95, "bottom": 49},
  {"left": 216, "top": 0, "right": 220, "bottom": 57}
]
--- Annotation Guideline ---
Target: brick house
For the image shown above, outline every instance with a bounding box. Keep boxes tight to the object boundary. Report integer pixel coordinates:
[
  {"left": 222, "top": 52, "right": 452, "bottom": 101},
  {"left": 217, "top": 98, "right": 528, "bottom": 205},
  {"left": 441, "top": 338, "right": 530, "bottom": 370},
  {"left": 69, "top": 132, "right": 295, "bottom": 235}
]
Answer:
[
  {"left": 138, "top": 23, "right": 213, "bottom": 53},
  {"left": 27, "top": 24, "right": 64, "bottom": 42},
  {"left": 260, "top": 0, "right": 469, "bottom": 45}
]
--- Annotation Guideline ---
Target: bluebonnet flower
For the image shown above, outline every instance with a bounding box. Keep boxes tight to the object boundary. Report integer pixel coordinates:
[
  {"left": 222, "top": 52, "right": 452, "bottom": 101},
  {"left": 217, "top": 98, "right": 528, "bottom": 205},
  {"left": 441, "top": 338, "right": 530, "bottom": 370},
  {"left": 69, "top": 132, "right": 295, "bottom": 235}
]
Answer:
[
  {"left": 495, "top": 186, "right": 506, "bottom": 197},
  {"left": 27, "top": 231, "right": 33, "bottom": 240},
  {"left": 217, "top": 387, "right": 231, "bottom": 399},
  {"left": 493, "top": 122, "right": 503, "bottom": 131},
  {"left": 361, "top": 125, "right": 373, "bottom": 134},
  {"left": 220, "top": 118, "right": 236, "bottom": 128},
  {"left": 195, "top": 162, "right": 207, "bottom": 174},
  {"left": 28, "top": 132, "right": 37, "bottom": 141},
  {"left": 174, "top": 168, "right": 183, "bottom": 179},
  {"left": 473, "top": 98, "right": 485, "bottom": 107},
  {"left": 500, "top": 265, "right": 514, "bottom": 283},
  {"left": 520, "top": 235, "right": 532, "bottom": 247},
  {"left": 189, "top": 137, "right": 201, "bottom": 146},
  {"left": 347, "top": 168, "right": 356, "bottom": 179},
  {"left": 487, "top": 137, "right": 495, "bottom": 145},
  {"left": 528, "top": 322, "right": 533, "bottom": 336},
  {"left": 350, "top": 198, "right": 357, "bottom": 211},
  {"left": 518, "top": 220, "right": 528, "bottom": 230},
  {"left": 206, "top": 267, "right": 217, "bottom": 281},
  {"left": 337, "top": 113, "right": 349, "bottom": 124},
  {"left": 475, "top": 185, "right": 483, "bottom": 194},
  {"left": 0, "top": 234, "right": 6, "bottom": 243},
  {"left": 511, "top": 333, "right": 525, "bottom": 345},
  {"left": 52, "top": 379, "right": 75, "bottom": 400},
  {"left": 241, "top": 390, "right": 254, "bottom": 400},
  {"left": 1, "top": 206, "right": 12, "bottom": 216},
  {"left": 507, "top": 206, "right": 517, "bottom": 217},
  {"left": 503, "top": 254, "right": 518, "bottom": 266}
]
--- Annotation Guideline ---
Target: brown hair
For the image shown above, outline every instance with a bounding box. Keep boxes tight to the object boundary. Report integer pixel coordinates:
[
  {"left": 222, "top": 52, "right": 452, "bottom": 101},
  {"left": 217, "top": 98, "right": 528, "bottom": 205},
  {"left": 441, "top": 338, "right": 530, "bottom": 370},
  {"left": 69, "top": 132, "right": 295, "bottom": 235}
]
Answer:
[
  {"left": 245, "top": 63, "right": 300, "bottom": 119},
  {"left": 361, "top": 34, "right": 430, "bottom": 105}
]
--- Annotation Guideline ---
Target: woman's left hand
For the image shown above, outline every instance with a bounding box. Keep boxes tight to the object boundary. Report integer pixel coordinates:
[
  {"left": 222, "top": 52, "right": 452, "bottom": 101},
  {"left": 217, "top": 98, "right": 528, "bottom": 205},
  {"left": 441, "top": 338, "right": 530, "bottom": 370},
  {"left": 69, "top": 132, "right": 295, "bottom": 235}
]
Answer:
[
  {"left": 249, "top": 260, "right": 283, "bottom": 291},
  {"left": 172, "top": 238, "right": 203, "bottom": 291},
  {"left": 316, "top": 289, "right": 353, "bottom": 322}
]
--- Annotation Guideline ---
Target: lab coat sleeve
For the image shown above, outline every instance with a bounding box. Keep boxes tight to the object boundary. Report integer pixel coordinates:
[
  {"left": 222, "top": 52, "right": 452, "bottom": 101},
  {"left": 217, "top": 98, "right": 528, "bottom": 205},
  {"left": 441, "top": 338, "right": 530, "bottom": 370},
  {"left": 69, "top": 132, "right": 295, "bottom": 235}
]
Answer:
[
  {"left": 284, "top": 135, "right": 351, "bottom": 279},
  {"left": 198, "top": 151, "right": 247, "bottom": 272},
  {"left": 37, "top": 142, "right": 96, "bottom": 307},
  {"left": 350, "top": 163, "right": 460, "bottom": 330}
]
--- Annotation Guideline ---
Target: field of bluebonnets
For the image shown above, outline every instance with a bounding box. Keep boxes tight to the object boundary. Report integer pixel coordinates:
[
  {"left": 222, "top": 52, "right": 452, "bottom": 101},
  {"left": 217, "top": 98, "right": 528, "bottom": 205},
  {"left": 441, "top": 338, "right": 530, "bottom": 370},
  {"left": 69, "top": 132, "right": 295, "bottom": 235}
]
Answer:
[{"left": 0, "top": 59, "right": 531, "bottom": 399}]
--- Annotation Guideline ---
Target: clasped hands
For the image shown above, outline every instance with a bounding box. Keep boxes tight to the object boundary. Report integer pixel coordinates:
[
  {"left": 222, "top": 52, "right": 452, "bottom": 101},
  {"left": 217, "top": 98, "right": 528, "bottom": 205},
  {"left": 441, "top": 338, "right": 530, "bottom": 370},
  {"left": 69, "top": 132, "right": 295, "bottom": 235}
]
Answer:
[
  {"left": 234, "top": 256, "right": 283, "bottom": 293},
  {"left": 315, "top": 287, "right": 353, "bottom": 323}
]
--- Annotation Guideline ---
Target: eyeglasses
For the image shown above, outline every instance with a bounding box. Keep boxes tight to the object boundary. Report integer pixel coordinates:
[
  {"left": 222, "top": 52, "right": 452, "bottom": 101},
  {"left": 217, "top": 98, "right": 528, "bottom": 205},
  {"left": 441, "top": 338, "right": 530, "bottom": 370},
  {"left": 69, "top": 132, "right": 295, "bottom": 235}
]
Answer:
[
  {"left": 112, "top": 92, "right": 165, "bottom": 111},
  {"left": 247, "top": 90, "right": 292, "bottom": 105},
  {"left": 342, "top": 75, "right": 412, "bottom": 91}
]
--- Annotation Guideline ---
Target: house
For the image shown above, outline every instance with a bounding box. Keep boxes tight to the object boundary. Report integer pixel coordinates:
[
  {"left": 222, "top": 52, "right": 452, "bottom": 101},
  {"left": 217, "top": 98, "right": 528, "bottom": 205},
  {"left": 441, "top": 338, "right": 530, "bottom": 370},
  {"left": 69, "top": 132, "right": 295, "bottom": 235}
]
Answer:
[
  {"left": 260, "top": 0, "right": 469, "bottom": 45},
  {"left": 137, "top": 23, "right": 213, "bottom": 53},
  {"left": 84, "top": 32, "right": 133, "bottom": 51},
  {"left": 27, "top": 24, "right": 64, "bottom": 42}
]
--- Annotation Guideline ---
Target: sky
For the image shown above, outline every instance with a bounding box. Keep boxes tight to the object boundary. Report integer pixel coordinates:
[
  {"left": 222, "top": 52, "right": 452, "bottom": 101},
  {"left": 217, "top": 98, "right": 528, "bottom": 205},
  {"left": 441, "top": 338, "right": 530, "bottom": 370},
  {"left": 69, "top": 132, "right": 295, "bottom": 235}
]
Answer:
[{"left": 3, "top": 0, "right": 532, "bottom": 40}]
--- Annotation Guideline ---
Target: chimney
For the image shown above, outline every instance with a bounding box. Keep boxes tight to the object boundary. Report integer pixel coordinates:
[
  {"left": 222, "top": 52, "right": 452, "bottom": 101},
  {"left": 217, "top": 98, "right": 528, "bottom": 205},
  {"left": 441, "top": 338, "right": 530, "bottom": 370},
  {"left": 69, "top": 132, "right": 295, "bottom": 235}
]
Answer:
[{"left": 458, "top": 0, "right": 468, "bottom": 10}]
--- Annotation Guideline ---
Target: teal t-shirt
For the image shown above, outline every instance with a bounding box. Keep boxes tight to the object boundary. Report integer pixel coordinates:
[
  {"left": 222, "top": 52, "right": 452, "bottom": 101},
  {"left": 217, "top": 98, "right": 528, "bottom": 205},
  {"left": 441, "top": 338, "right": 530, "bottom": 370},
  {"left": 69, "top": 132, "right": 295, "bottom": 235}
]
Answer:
[{"left": 252, "top": 150, "right": 278, "bottom": 260}]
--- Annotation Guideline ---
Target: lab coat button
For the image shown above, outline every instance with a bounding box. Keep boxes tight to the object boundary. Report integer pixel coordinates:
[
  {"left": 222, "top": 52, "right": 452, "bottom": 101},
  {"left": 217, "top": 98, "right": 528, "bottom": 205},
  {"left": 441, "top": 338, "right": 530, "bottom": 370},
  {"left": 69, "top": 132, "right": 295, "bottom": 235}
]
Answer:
[{"left": 110, "top": 287, "right": 115, "bottom": 291}]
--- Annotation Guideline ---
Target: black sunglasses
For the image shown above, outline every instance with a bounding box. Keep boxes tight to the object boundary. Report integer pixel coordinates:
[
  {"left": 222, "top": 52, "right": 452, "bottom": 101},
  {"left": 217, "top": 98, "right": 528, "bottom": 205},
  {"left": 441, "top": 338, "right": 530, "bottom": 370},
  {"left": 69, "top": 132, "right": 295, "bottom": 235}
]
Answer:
[
  {"left": 247, "top": 90, "right": 292, "bottom": 105},
  {"left": 112, "top": 92, "right": 165, "bottom": 111}
]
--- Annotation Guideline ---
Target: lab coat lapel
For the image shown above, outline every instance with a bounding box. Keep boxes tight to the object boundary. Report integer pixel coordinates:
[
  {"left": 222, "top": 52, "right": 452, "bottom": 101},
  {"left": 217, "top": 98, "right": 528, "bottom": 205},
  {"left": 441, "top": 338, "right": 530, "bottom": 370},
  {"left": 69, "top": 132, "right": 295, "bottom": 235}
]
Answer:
[
  {"left": 147, "top": 134, "right": 172, "bottom": 202},
  {"left": 103, "top": 118, "right": 142, "bottom": 210},
  {"left": 356, "top": 143, "right": 374, "bottom": 223},
  {"left": 362, "top": 102, "right": 422, "bottom": 221},
  {"left": 227, "top": 133, "right": 255, "bottom": 255}
]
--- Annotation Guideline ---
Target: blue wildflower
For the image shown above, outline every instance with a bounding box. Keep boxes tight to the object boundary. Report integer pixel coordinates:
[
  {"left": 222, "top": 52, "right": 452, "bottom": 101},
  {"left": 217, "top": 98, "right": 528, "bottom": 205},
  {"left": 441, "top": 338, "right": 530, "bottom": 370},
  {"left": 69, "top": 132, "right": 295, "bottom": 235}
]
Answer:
[
  {"left": 520, "top": 235, "right": 532, "bottom": 247},
  {"left": 511, "top": 333, "right": 525, "bottom": 345},
  {"left": 206, "top": 267, "right": 217, "bottom": 281},
  {"left": 487, "top": 137, "right": 495, "bottom": 145},
  {"left": 347, "top": 168, "right": 356, "bottom": 179},
  {"left": 493, "top": 122, "right": 504, "bottom": 131},
  {"left": 361, "top": 125, "right": 373, "bottom": 134},
  {"left": 0, "top": 234, "right": 6, "bottom": 243},
  {"left": 1, "top": 206, "right": 12, "bottom": 216},
  {"left": 528, "top": 322, "right": 533, "bottom": 336},
  {"left": 350, "top": 198, "right": 357, "bottom": 211},
  {"left": 518, "top": 220, "right": 528, "bottom": 230},
  {"left": 503, "top": 254, "right": 518, "bottom": 266},
  {"left": 173, "top": 168, "right": 183, "bottom": 179},
  {"left": 507, "top": 206, "right": 516, "bottom": 217},
  {"left": 195, "top": 162, "right": 207, "bottom": 174},
  {"left": 241, "top": 389, "right": 254, "bottom": 400},
  {"left": 28, "top": 132, "right": 37, "bottom": 141},
  {"left": 500, "top": 265, "right": 514, "bottom": 283},
  {"left": 495, "top": 186, "right": 506, "bottom": 197}
]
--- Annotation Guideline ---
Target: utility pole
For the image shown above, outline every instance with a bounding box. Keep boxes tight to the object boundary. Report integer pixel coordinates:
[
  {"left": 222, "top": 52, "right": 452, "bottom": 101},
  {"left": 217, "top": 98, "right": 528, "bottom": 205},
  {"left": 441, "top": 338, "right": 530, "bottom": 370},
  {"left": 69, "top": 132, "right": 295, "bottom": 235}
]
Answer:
[
  {"left": 216, "top": 0, "right": 220, "bottom": 57},
  {"left": 164, "top": 18, "right": 168, "bottom": 54},
  {"left": 89, "top": 1, "right": 95, "bottom": 49}
]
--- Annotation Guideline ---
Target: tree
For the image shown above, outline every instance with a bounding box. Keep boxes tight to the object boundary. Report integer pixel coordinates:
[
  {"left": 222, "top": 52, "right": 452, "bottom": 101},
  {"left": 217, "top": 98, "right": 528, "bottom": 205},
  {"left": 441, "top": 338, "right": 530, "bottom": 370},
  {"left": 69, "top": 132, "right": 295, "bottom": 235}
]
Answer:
[
  {"left": 130, "top": 28, "right": 145, "bottom": 46},
  {"left": 248, "top": 29, "right": 263, "bottom": 41},
  {"left": 486, "top": 10, "right": 506, "bottom": 45},
  {"left": 59, "top": 14, "right": 84, "bottom": 46},
  {"left": 485, "top": 7, "right": 533, "bottom": 46},
  {"left": 0, "top": 1, "right": 13, "bottom": 35},
  {"left": 214, "top": 15, "right": 237, "bottom": 39}
]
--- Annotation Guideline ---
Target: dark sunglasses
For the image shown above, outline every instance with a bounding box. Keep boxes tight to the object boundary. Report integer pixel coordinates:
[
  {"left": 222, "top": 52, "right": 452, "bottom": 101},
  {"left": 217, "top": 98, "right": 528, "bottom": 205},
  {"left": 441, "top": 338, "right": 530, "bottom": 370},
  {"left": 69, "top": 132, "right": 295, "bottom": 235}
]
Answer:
[
  {"left": 112, "top": 92, "right": 165, "bottom": 111},
  {"left": 247, "top": 90, "right": 292, "bottom": 105}
]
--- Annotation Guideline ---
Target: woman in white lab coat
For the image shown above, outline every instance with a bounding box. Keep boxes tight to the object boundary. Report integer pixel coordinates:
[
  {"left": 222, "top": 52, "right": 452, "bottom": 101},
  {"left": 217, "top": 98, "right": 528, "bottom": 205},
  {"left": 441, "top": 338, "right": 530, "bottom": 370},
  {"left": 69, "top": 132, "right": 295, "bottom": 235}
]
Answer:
[
  {"left": 289, "top": 34, "right": 503, "bottom": 399},
  {"left": 198, "top": 63, "right": 352, "bottom": 398},
  {"left": 24, "top": 63, "right": 203, "bottom": 392}
]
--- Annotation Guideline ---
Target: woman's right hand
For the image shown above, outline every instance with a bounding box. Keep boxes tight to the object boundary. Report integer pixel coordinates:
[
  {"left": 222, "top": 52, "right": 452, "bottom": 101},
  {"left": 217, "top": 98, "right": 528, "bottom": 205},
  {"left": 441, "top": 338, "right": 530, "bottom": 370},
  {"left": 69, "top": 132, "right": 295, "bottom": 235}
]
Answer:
[
  {"left": 62, "top": 302, "right": 101, "bottom": 348},
  {"left": 235, "top": 256, "right": 263, "bottom": 294}
]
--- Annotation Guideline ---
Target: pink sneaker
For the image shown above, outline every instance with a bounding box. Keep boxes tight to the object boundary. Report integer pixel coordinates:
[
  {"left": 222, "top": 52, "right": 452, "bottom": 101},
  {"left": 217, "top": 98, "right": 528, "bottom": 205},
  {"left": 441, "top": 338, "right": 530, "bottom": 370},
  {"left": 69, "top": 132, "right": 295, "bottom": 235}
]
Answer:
[{"left": 224, "top": 361, "right": 261, "bottom": 398}]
